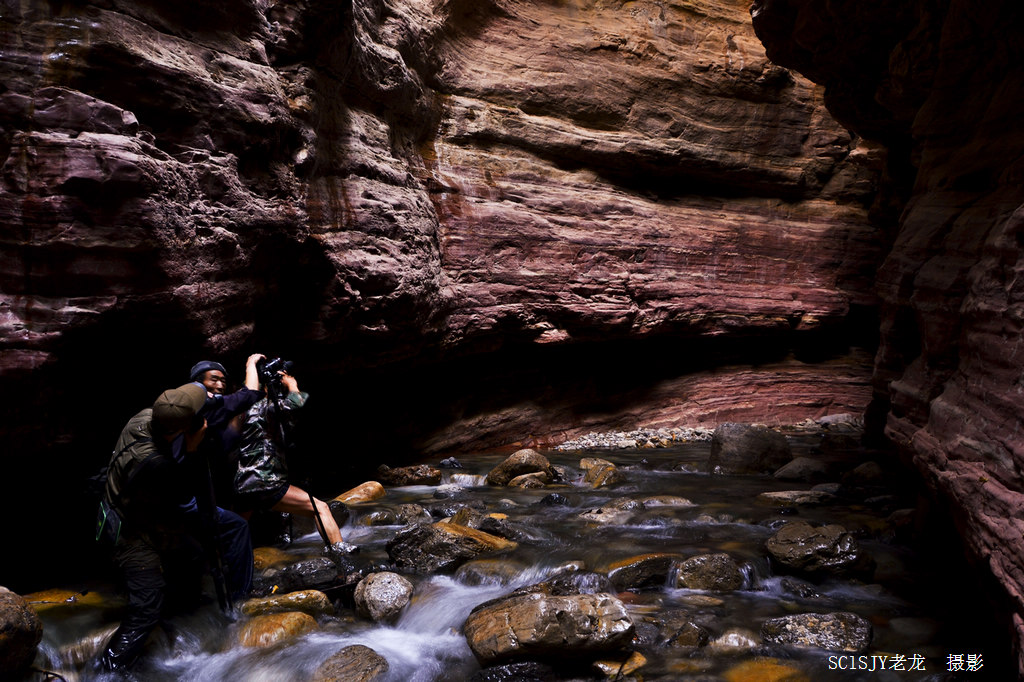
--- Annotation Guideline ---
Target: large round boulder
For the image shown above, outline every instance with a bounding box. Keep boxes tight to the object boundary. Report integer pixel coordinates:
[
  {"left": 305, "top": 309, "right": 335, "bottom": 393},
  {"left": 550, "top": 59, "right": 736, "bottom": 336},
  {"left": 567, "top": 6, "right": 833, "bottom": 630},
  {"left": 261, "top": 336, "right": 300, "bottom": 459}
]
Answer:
[
  {"left": 464, "top": 592, "right": 634, "bottom": 665},
  {"left": 761, "top": 612, "right": 872, "bottom": 653},
  {"left": 312, "top": 644, "right": 389, "bottom": 682},
  {"left": 765, "top": 521, "right": 868, "bottom": 576},
  {"left": 354, "top": 572, "right": 414, "bottom": 622},
  {"left": 0, "top": 587, "right": 42, "bottom": 680},
  {"left": 708, "top": 423, "right": 792, "bottom": 474},
  {"left": 236, "top": 611, "right": 319, "bottom": 648},
  {"left": 486, "top": 449, "right": 556, "bottom": 486},
  {"left": 386, "top": 522, "right": 518, "bottom": 574},
  {"left": 675, "top": 553, "right": 744, "bottom": 591}
]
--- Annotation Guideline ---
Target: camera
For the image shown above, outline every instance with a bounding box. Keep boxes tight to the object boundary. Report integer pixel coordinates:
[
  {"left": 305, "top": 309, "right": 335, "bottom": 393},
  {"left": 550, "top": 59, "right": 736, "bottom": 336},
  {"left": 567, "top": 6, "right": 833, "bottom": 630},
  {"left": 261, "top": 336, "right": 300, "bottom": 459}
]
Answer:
[{"left": 256, "top": 357, "right": 294, "bottom": 387}]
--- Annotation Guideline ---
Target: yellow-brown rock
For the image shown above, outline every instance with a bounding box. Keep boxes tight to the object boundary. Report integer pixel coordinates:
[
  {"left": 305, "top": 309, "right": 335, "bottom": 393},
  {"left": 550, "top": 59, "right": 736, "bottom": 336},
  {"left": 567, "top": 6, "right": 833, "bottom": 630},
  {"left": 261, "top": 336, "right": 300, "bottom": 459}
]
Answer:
[
  {"left": 22, "top": 589, "right": 112, "bottom": 612},
  {"left": 240, "top": 590, "right": 333, "bottom": 618},
  {"left": 236, "top": 611, "right": 319, "bottom": 648},
  {"left": 253, "top": 546, "right": 294, "bottom": 572},
  {"left": 593, "top": 651, "right": 647, "bottom": 677},
  {"left": 723, "top": 658, "right": 809, "bottom": 682},
  {"left": 584, "top": 463, "right": 625, "bottom": 488},
  {"left": 333, "top": 482, "right": 387, "bottom": 505}
]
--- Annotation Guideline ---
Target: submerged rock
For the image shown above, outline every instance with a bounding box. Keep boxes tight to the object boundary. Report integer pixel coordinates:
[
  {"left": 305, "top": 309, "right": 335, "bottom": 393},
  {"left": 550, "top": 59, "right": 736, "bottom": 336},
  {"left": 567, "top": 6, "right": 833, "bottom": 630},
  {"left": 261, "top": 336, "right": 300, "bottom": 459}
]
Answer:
[
  {"left": 722, "top": 658, "right": 810, "bottom": 682},
  {"left": 676, "top": 553, "right": 745, "bottom": 592},
  {"left": 313, "top": 644, "right": 389, "bottom": 682},
  {"left": 386, "top": 522, "right": 518, "bottom": 573},
  {"left": 464, "top": 591, "right": 634, "bottom": 665},
  {"left": 237, "top": 611, "right": 319, "bottom": 648},
  {"left": 760, "top": 612, "right": 872, "bottom": 653},
  {"left": 758, "top": 490, "right": 836, "bottom": 506},
  {"left": 0, "top": 587, "right": 43, "bottom": 679},
  {"left": 708, "top": 423, "right": 792, "bottom": 475},
  {"left": 455, "top": 559, "right": 529, "bottom": 586},
  {"left": 354, "top": 572, "right": 414, "bottom": 622}
]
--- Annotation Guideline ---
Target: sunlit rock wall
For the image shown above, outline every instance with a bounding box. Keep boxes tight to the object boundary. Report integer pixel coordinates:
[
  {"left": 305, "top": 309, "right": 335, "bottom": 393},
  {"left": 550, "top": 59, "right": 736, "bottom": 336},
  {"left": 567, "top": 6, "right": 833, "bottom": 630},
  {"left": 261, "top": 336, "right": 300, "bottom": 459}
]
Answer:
[
  {"left": 752, "top": 0, "right": 1024, "bottom": 669},
  {"left": 0, "top": 0, "right": 884, "bottom": 584}
]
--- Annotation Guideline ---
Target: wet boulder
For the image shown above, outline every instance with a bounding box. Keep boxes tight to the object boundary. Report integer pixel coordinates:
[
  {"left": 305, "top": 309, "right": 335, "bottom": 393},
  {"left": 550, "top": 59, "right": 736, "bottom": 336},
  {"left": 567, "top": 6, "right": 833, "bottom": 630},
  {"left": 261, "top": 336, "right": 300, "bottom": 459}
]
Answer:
[
  {"left": 236, "top": 611, "right": 319, "bottom": 648},
  {"left": 664, "top": 620, "right": 711, "bottom": 648},
  {"left": 394, "top": 503, "right": 433, "bottom": 525},
  {"left": 529, "top": 570, "right": 616, "bottom": 597},
  {"left": 455, "top": 559, "right": 530, "bottom": 586},
  {"left": 254, "top": 557, "right": 341, "bottom": 595},
  {"left": 253, "top": 546, "right": 293, "bottom": 571},
  {"left": 708, "top": 423, "right": 792, "bottom": 475},
  {"left": 313, "top": 644, "right": 389, "bottom": 682},
  {"left": 354, "top": 572, "right": 414, "bottom": 622},
  {"left": 333, "top": 481, "right": 387, "bottom": 504},
  {"left": 603, "top": 553, "right": 683, "bottom": 590},
  {"left": 583, "top": 462, "right": 625, "bottom": 488},
  {"left": 464, "top": 591, "right": 634, "bottom": 665},
  {"left": 507, "top": 472, "right": 550, "bottom": 489},
  {"left": 0, "top": 587, "right": 43, "bottom": 679},
  {"left": 579, "top": 497, "right": 644, "bottom": 525},
  {"left": 240, "top": 589, "right": 333, "bottom": 618},
  {"left": 376, "top": 464, "right": 442, "bottom": 486},
  {"left": 486, "top": 449, "right": 557, "bottom": 486},
  {"left": 765, "top": 521, "right": 869, "bottom": 576},
  {"left": 675, "top": 553, "right": 744, "bottom": 591},
  {"left": 761, "top": 612, "right": 872, "bottom": 653},
  {"left": 386, "top": 522, "right": 518, "bottom": 574},
  {"left": 359, "top": 509, "right": 398, "bottom": 526}
]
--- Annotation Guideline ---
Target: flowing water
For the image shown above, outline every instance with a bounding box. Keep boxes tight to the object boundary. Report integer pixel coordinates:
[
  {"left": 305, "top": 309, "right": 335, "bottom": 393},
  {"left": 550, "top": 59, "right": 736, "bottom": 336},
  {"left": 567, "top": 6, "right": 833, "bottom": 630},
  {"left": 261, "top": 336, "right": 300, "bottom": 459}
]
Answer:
[{"left": 30, "top": 435, "right": 1009, "bottom": 681}]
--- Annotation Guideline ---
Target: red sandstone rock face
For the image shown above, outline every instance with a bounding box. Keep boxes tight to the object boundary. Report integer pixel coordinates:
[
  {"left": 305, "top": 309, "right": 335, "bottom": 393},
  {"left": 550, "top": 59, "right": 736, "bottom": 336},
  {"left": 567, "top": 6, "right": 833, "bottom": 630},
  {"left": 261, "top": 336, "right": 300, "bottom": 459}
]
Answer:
[
  {"left": 1, "top": 0, "right": 883, "bottom": 455},
  {"left": 753, "top": 0, "right": 1024, "bottom": 671},
  {"left": 0, "top": 0, "right": 884, "bottom": 586}
]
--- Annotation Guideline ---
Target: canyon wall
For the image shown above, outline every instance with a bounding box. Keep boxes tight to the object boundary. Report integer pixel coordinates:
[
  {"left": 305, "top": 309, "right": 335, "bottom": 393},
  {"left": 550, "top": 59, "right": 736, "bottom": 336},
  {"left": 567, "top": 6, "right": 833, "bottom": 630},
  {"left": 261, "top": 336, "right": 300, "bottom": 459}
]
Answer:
[
  {"left": 0, "top": 0, "right": 884, "bottom": 586},
  {"left": 752, "top": 0, "right": 1024, "bottom": 669}
]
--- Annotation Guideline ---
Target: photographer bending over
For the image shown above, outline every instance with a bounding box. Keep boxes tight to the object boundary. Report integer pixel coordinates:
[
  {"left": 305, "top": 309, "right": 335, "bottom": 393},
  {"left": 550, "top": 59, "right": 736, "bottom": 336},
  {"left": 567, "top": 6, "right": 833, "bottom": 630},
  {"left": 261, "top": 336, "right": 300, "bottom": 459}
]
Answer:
[{"left": 234, "top": 362, "right": 343, "bottom": 546}]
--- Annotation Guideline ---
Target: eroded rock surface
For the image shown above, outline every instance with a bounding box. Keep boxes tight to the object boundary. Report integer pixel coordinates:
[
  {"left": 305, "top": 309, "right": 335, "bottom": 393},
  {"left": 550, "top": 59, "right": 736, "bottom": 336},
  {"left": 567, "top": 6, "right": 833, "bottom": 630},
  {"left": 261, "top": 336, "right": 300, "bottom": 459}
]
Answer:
[
  {"left": 751, "top": 0, "right": 1024, "bottom": 669},
  {"left": 5, "top": 0, "right": 882, "bottom": 593}
]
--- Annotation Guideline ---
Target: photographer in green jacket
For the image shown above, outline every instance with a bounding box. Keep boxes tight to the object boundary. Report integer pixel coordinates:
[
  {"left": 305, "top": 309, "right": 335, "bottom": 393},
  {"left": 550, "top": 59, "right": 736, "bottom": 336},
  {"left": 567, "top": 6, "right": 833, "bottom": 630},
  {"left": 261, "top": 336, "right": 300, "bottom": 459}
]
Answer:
[{"left": 97, "top": 383, "right": 253, "bottom": 672}]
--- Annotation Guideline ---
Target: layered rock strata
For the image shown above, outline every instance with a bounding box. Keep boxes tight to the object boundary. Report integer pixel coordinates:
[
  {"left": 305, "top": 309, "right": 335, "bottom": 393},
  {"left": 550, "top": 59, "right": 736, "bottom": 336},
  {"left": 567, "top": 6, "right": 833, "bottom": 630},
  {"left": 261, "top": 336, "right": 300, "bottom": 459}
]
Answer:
[
  {"left": 1, "top": 0, "right": 884, "bottom": 586},
  {"left": 752, "top": 0, "right": 1024, "bottom": 670}
]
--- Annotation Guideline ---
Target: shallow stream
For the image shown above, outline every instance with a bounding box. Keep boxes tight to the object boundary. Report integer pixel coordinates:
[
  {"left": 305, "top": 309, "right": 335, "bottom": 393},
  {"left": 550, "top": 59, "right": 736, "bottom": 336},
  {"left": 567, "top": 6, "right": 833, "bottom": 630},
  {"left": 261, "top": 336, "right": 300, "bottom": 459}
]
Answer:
[{"left": 30, "top": 433, "right": 1008, "bottom": 680}]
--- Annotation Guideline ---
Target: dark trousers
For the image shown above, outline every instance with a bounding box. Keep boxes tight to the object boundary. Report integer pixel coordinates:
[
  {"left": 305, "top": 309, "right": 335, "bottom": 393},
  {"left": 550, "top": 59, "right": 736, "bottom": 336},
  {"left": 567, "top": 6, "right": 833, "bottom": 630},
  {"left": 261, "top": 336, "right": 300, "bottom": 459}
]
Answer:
[{"left": 99, "top": 508, "right": 253, "bottom": 672}]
